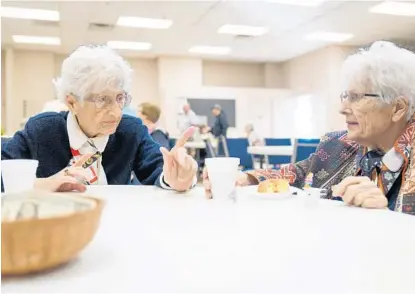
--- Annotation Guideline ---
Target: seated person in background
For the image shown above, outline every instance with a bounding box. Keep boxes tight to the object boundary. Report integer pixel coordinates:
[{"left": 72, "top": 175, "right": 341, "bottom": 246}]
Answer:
[
  {"left": 2, "top": 45, "right": 197, "bottom": 193},
  {"left": 204, "top": 41, "right": 415, "bottom": 215},
  {"left": 245, "top": 123, "right": 264, "bottom": 146},
  {"left": 138, "top": 102, "right": 170, "bottom": 150}
]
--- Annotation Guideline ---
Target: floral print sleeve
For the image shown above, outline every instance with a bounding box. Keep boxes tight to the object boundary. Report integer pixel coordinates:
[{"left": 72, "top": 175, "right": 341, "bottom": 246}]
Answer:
[
  {"left": 246, "top": 156, "right": 313, "bottom": 188},
  {"left": 245, "top": 132, "right": 354, "bottom": 189}
]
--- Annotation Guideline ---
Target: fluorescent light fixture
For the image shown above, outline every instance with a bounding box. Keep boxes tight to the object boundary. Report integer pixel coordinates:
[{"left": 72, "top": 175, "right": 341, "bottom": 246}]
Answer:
[
  {"left": 266, "top": 0, "right": 324, "bottom": 7},
  {"left": 218, "top": 24, "right": 269, "bottom": 36},
  {"left": 369, "top": 1, "right": 415, "bottom": 17},
  {"left": 1, "top": 6, "right": 59, "bottom": 21},
  {"left": 189, "top": 46, "right": 231, "bottom": 55},
  {"left": 13, "top": 35, "right": 61, "bottom": 45},
  {"left": 116, "top": 16, "right": 172, "bottom": 29},
  {"left": 305, "top": 31, "right": 353, "bottom": 43},
  {"left": 107, "top": 41, "right": 152, "bottom": 50}
]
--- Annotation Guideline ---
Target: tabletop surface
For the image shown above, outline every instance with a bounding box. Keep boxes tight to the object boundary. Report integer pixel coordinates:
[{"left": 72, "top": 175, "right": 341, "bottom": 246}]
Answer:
[
  {"left": 2, "top": 185, "right": 415, "bottom": 294},
  {"left": 248, "top": 145, "right": 294, "bottom": 155}
]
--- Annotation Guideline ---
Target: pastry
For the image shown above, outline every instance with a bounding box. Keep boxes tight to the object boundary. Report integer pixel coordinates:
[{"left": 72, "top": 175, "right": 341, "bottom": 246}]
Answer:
[{"left": 257, "top": 179, "right": 290, "bottom": 193}]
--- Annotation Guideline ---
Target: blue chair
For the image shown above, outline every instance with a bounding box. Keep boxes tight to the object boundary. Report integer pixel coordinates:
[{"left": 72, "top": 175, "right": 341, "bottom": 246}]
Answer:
[
  {"left": 226, "top": 138, "right": 253, "bottom": 170},
  {"left": 264, "top": 138, "right": 292, "bottom": 167},
  {"left": 292, "top": 138, "right": 320, "bottom": 162}
]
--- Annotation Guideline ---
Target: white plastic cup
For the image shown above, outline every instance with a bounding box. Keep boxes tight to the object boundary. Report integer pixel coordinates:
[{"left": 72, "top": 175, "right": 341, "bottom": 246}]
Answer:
[
  {"left": 205, "top": 157, "right": 240, "bottom": 200},
  {"left": 1, "top": 160, "right": 39, "bottom": 193}
]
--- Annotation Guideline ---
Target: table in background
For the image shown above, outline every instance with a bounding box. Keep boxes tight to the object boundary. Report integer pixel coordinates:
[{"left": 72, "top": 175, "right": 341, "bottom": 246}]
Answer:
[
  {"left": 247, "top": 145, "right": 294, "bottom": 168},
  {"left": 3, "top": 186, "right": 415, "bottom": 293}
]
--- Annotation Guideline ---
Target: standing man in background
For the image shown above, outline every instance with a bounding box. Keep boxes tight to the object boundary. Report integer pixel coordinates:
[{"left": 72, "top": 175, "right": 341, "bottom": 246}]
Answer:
[
  {"left": 205, "top": 104, "right": 229, "bottom": 156},
  {"left": 210, "top": 104, "right": 228, "bottom": 139},
  {"left": 178, "top": 103, "right": 197, "bottom": 134}
]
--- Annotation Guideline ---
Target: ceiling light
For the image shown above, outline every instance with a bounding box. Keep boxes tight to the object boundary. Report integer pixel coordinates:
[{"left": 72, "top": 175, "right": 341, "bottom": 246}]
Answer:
[
  {"left": 107, "top": 41, "right": 152, "bottom": 51},
  {"left": 116, "top": 16, "right": 172, "bottom": 29},
  {"left": 218, "top": 24, "right": 269, "bottom": 36},
  {"left": 305, "top": 31, "right": 353, "bottom": 43},
  {"left": 12, "top": 35, "right": 61, "bottom": 45},
  {"left": 1, "top": 6, "right": 59, "bottom": 21},
  {"left": 266, "top": 0, "right": 324, "bottom": 7},
  {"left": 189, "top": 46, "right": 231, "bottom": 55},
  {"left": 369, "top": 1, "right": 415, "bottom": 17}
]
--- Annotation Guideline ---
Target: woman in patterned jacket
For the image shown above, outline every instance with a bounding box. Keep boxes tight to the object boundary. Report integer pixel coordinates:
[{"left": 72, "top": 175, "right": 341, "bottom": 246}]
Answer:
[{"left": 204, "top": 41, "right": 415, "bottom": 215}]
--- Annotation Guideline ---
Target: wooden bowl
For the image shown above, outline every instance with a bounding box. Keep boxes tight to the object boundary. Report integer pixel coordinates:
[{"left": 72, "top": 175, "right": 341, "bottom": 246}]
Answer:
[{"left": 1, "top": 191, "right": 104, "bottom": 275}]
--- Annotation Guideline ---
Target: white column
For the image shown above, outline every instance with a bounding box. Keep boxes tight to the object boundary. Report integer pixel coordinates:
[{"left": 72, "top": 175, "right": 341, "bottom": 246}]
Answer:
[
  {"left": 4, "top": 48, "right": 16, "bottom": 134},
  {"left": 157, "top": 57, "right": 203, "bottom": 136}
]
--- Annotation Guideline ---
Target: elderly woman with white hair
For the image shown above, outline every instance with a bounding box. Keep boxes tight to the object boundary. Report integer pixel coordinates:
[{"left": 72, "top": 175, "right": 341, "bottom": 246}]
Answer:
[
  {"left": 2, "top": 45, "right": 197, "bottom": 192},
  {"left": 204, "top": 41, "right": 415, "bottom": 215}
]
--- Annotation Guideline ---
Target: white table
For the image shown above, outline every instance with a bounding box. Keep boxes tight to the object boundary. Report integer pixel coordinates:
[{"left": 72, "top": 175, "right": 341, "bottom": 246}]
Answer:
[
  {"left": 3, "top": 186, "right": 415, "bottom": 293},
  {"left": 248, "top": 146, "right": 295, "bottom": 168},
  {"left": 184, "top": 141, "right": 207, "bottom": 149}
]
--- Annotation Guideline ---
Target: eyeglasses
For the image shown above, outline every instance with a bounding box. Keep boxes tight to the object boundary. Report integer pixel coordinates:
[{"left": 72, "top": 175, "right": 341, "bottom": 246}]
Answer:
[
  {"left": 81, "top": 92, "right": 132, "bottom": 110},
  {"left": 340, "top": 91, "right": 380, "bottom": 103}
]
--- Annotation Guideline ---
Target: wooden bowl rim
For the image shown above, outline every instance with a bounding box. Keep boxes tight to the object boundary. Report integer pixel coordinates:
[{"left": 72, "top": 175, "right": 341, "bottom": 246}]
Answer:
[{"left": 1, "top": 194, "right": 105, "bottom": 226}]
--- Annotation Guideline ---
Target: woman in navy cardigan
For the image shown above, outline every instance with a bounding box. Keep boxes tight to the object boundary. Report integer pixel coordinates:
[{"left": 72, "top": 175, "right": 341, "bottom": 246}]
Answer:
[{"left": 2, "top": 45, "right": 197, "bottom": 193}]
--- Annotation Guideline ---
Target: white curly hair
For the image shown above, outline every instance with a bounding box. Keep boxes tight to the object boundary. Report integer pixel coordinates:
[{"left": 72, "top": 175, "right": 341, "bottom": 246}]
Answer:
[
  {"left": 54, "top": 45, "right": 133, "bottom": 102},
  {"left": 341, "top": 41, "right": 415, "bottom": 120}
]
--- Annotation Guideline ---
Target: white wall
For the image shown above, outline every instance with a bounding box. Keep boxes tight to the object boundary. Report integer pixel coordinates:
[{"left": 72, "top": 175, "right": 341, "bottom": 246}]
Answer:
[
  {"left": 281, "top": 45, "right": 358, "bottom": 132},
  {"left": 1, "top": 45, "right": 358, "bottom": 137},
  {"left": 203, "top": 61, "right": 266, "bottom": 88}
]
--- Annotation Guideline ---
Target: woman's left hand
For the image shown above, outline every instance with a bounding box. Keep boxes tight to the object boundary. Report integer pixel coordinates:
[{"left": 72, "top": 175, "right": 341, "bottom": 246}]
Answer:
[
  {"left": 332, "top": 176, "right": 388, "bottom": 209},
  {"left": 160, "top": 127, "right": 198, "bottom": 192}
]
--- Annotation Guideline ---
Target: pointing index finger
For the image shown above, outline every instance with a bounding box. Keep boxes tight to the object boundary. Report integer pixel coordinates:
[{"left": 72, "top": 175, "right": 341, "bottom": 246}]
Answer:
[{"left": 175, "top": 126, "right": 195, "bottom": 148}]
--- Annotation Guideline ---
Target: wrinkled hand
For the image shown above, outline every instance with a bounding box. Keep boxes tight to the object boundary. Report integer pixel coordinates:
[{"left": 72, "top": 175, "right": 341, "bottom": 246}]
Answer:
[
  {"left": 332, "top": 176, "right": 388, "bottom": 209},
  {"left": 34, "top": 154, "right": 93, "bottom": 192},
  {"left": 203, "top": 167, "right": 255, "bottom": 199},
  {"left": 160, "top": 127, "right": 198, "bottom": 192}
]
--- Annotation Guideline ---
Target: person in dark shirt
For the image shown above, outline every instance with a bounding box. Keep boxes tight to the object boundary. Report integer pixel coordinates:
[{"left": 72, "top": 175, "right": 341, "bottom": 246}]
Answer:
[
  {"left": 138, "top": 102, "right": 170, "bottom": 150},
  {"left": 209, "top": 104, "right": 229, "bottom": 138},
  {"left": 204, "top": 104, "right": 229, "bottom": 156}
]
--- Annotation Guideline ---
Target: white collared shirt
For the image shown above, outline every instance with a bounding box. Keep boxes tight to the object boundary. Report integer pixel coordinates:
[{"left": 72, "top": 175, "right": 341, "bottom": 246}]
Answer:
[
  {"left": 67, "top": 112, "right": 108, "bottom": 185},
  {"left": 369, "top": 147, "right": 404, "bottom": 186}
]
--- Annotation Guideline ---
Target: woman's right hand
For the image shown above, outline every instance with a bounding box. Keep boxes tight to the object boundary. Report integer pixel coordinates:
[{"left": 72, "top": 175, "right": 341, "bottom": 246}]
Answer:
[
  {"left": 202, "top": 167, "right": 257, "bottom": 199},
  {"left": 34, "top": 154, "right": 93, "bottom": 192}
]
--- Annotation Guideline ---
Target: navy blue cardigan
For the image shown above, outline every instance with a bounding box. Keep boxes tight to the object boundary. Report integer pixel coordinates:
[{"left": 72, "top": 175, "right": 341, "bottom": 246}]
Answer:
[{"left": 1, "top": 112, "right": 164, "bottom": 188}]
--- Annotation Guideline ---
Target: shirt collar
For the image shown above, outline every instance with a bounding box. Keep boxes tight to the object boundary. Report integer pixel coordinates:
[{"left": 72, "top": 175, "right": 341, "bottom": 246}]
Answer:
[
  {"left": 382, "top": 148, "right": 404, "bottom": 172},
  {"left": 67, "top": 112, "right": 109, "bottom": 152}
]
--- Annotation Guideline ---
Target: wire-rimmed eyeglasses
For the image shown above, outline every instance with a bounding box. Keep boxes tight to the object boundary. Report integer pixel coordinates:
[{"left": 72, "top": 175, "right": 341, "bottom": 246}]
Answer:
[
  {"left": 340, "top": 91, "right": 380, "bottom": 103},
  {"left": 72, "top": 92, "right": 132, "bottom": 109}
]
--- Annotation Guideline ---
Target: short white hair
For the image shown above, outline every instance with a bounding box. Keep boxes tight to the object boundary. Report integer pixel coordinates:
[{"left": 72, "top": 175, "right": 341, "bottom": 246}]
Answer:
[
  {"left": 54, "top": 45, "right": 133, "bottom": 102},
  {"left": 42, "top": 100, "right": 68, "bottom": 112},
  {"left": 245, "top": 123, "right": 254, "bottom": 131},
  {"left": 342, "top": 41, "right": 415, "bottom": 120}
]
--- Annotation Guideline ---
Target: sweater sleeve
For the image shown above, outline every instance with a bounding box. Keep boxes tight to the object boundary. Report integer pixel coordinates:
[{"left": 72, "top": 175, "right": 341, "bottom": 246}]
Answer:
[
  {"left": 132, "top": 123, "right": 164, "bottom": 185},
  {"left": 1, "top": 127, "right": 34, "bottom": 161},
  {"left": 246, "top": 156, "right": 313, "bottom": 189},
  {"left": 2, "top": 120, "right": 36, "bottom": 192}
]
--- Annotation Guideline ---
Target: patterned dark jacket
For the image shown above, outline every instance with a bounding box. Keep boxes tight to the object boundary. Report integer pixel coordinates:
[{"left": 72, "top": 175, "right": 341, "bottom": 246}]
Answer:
[{"left": 248, "top": 122, "right": 415, "bottom": 215}]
